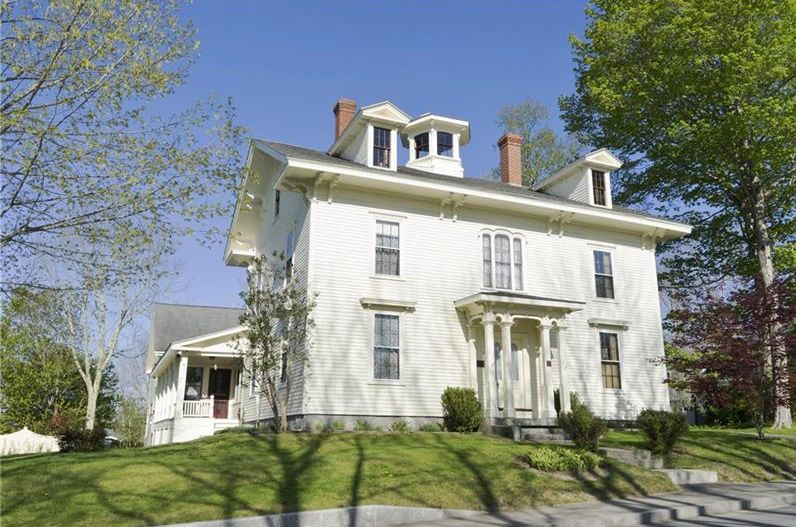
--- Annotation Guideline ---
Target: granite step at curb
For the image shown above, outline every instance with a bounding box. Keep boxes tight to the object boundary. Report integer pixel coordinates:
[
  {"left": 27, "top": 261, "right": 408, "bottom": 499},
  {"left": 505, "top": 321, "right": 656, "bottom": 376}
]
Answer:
[
  {"left": 155, "top": 481, "right": 796, "bottom": 527},
  {"left": 655, "top": 468, "right": 718, "bottom": 485}
]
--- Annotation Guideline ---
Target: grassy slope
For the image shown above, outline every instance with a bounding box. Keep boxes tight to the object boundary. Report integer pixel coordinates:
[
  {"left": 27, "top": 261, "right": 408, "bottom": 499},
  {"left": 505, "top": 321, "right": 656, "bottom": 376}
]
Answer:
[
  {"left": 601, "top": 429, "right": 796, "bottom": 482},
  {"left": 2, "top": 431, "right": 674, "bottom": 527}
]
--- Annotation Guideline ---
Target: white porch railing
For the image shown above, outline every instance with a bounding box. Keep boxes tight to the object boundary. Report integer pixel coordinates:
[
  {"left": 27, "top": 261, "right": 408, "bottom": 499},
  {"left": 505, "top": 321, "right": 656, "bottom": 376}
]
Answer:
[{"left": 182, "top": 398, "right": 212, "bottom": 418}]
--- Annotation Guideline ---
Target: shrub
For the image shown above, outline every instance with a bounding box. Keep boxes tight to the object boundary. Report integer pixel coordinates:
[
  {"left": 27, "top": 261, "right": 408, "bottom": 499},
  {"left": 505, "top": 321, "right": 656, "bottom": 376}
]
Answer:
[
  {"left": 332, "top": 421, "right": 345, "bottom": 432},
  {"left": 522, "top": 445, "right": 601, "bottom": 473},
  {"left": 56, "top": 426, "right": 106, "bottom": 452},
  {"left": 557, "top": 393, "right": 607, "bottom": 452},
  {"left": 636, "top": 409, "right": 689, "bottom": 457},
  {"left": 388, "top": 419, "right": 411, "bottom": 432},
  {"left": 441, "top": 387, "right": 482, "bottom": 432},
  {"left": 353, "top": 419, "right": 373, "bottom": 431},
  {"left": 418, "top": 422, "right": 443, "bottom": 432}
]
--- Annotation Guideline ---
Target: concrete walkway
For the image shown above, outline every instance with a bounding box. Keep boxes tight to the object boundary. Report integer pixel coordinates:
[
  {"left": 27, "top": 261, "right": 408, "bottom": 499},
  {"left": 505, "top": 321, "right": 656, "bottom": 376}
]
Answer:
[
  {"left": 407, "top": 481, "right": 796, "bottom": 527},
  {"left": 628, "top": 502, "right": 796, "bottom": 526},
  {"left": 159, "top": 481, "right": 796, "bottom": 527}
]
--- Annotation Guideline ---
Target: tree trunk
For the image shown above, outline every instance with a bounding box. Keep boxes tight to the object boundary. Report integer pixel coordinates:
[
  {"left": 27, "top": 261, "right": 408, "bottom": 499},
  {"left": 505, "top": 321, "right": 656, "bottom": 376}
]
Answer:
[
  {"left": 750, "top": 184, "right": 792, "bottom": 428},
  {"left": 84, "top": 383, "right": 97, "bottom": 431}
]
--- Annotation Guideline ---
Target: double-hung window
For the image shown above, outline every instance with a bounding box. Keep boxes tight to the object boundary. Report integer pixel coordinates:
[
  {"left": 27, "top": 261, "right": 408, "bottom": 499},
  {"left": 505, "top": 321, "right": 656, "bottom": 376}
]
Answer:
[
  {"left": 437, "top": 132, "right": 454, "bottom": 157},
  {"left": 184, "top": 367, "right": 203, "bottom": 400},
  {"left": 482, "top": 233, "right": 524, "bottom": 291},
  {"left": 599, "top": 332, "right": 621, "bottom": 389},
  {"left": 592, "top": 170, "right": 607, "bottom": 206},
  {"left": 373, "top": 127, "right": 391, "bottom": 168},
  {"left": 593, "top": 250, "right": 615, "bottom": 299},
  {"left": 374, "top": 314, "right": 399, "bottom": 380},
  {"left": 415, "top": 132, "right": 429, "bottom": 158},
  {"left": 274, "top": 190, "right": 281, "bottom": 217},
  {"left": 375, "top": 220, "right": 400, "bottom": 276}
]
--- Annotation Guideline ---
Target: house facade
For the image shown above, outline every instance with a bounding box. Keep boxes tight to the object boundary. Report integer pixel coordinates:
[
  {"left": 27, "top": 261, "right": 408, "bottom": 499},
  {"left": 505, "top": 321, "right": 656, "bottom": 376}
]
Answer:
[{"left": 145, "top": 98, "right": 691, "bottom": 446}]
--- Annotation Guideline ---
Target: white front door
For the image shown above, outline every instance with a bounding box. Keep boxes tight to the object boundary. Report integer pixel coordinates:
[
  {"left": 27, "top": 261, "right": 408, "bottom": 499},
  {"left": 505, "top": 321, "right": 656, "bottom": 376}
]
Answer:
[{"left": 494, "top": 334, "right": 532, "bottom": 416}]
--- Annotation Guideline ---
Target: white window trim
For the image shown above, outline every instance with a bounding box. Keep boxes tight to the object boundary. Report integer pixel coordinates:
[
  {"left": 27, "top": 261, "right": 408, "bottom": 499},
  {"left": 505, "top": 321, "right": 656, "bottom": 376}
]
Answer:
[
  {"left": 371, "top": 213, "right": 405, "bottom": 280},
  {"left": 587, "top": 167, "right": 613, "bottom": 208},
  {"left": 480, "top": 229, "right": 526, "bottom": 291},
  {"left": 368, "top": 310, "right": 405, "bottom": 385},
  {"left": 596, "top": 330, "right": 623, "bottom": 392},
  {"left": 368, "top": 124, "right": 397, "bottom": 171},
  {"left": 590, "top": 246, "right": 618, "bottom": 303}
]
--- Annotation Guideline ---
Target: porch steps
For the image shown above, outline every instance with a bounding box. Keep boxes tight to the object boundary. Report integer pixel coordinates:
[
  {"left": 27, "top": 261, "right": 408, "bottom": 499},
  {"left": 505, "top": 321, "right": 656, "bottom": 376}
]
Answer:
[{"left": 521, "top": 426, "right": 571, "bottom": 444}]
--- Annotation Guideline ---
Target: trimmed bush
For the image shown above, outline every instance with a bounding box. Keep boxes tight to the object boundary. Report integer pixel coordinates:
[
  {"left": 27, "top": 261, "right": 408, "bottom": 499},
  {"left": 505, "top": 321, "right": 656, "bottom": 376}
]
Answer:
[
  {"left": 56, "top": 426, "right": 106, "bottom": 452},
  {"left": 557, "top": 393, "right": 607, "bottom": 452},
  {"left": 441, "top": 387, "right": 483, "bottom": 432},
  {"left": 522, "top": 445, "right": 601, "bottom": 473},
  {"left": 637, "top": 409, "right": 689, "bottom": 457}
]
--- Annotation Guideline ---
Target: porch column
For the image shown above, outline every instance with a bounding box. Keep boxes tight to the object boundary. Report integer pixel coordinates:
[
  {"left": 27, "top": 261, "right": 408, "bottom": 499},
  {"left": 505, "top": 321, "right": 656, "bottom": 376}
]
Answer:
[
  {"left": 540, "top": 323, "right": 556, "bottom": 419},
  {"left": 174, "top": 354, "right": 189, "bottom": 418},
  {"left": 483, "top": 313, "right": 499, "bottom": 418},
  {"left": 557, "top": 327, "right": 571, "bottom": 414},
  {"left": 467, "top": 323, "right": 478, "bottom": 390},
  {"left": 499, "top": 316, "right": 515, "bottom": 418}
]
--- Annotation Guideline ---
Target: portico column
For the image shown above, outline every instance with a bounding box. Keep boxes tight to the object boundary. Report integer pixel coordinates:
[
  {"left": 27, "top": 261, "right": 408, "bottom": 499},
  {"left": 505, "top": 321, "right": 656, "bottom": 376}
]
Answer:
[
  {"left": 540, "top": 324, "right": 556, "bottom": 419},
  {"left": 175, "top": 354, "right": 189, "bottom": 418},
  {"left": 499, "top": 316, "right": 515, "bottom": 418},
  {"left": 483, "top": 313, "right": 499, "bottom": 418},
  {"left": 557, "top": 327, "right": 571, "bottom": 413},
  {"left": 467, "top": 323, "right": 478, "bottom": 390}
]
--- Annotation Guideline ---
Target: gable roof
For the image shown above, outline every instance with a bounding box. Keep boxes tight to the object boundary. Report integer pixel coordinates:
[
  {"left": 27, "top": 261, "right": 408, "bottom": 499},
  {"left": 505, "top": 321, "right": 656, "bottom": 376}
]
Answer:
[
  {"left": 151, "top": 303, "right": 244, "bottom": 352},
  {"left": 253, "top": 139, "right": 687, "bottom": 228}
]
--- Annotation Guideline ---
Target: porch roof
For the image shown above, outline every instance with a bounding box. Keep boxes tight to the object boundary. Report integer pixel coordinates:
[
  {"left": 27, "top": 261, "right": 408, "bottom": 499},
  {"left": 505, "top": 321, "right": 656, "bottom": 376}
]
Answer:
[
  {"left": 151, "top": 325, "right": 246, "bottom": 378},
  {"left": 454, "top": 291, "right": 585, "bottom": 317}
]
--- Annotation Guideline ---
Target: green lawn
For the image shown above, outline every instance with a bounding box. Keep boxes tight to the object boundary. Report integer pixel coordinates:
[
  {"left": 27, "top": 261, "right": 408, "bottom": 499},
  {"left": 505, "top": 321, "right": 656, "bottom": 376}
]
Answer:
[
  {"left": 601, "top": 429, "right": 796, "bottom": 482},
  {"left": 1, "top": 431, "right": 674, "bottom": 527}
]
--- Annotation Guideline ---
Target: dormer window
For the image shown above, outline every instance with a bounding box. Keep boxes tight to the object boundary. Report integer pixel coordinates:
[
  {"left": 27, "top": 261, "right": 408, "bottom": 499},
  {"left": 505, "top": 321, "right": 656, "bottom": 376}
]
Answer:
[
  {"left": 373, "top": 127, "right": 391, "bottom": 168},
  {"left": 592, "top": 170, "right": 607, "bottom": 206},
  {"left": 415, "top": 133, "right": 429, "bottom": 158},
  {"left": 437, "top": 132, "right": 454, "bottom": 157}
]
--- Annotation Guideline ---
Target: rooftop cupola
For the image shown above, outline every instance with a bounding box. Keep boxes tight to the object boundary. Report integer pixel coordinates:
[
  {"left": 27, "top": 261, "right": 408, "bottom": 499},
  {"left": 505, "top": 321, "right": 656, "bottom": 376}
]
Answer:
[{"left": 401, "top": 114, "right": 470, "bottom": 178}]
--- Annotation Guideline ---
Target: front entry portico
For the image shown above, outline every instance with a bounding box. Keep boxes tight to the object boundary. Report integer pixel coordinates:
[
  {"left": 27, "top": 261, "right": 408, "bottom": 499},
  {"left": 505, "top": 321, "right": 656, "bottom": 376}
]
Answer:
[{"left": 456, "top": 292, "right": 584, "bottom": 424}]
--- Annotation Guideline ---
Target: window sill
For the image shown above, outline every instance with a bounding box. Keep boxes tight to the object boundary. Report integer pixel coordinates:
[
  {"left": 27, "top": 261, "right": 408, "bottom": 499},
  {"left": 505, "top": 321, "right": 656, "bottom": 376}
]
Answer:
[
  {"left": 370, "top": 274, "right": 405, "bottom": 282},
  {"left": 592, "top": 297, "right": 618, "bottom": 304},
  {"left": 602, "top": 388, "right": 623, "bottom": 393},
  {"left": 368, "top": 380, "right": 405, "bottom": 386}
]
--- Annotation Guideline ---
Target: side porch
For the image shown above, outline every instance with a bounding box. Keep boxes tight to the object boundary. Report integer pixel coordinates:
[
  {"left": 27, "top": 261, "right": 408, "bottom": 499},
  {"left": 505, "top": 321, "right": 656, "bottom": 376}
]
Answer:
[{"left": 147, "top": 327, "right": 246, "bottom": 445}]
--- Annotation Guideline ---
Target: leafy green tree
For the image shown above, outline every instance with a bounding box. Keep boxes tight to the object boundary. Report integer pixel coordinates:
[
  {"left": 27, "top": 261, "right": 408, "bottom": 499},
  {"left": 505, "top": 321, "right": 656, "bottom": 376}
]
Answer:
[
  {"left": 235, "top": 255, "right": 315, "bottom": 433},
  {"left": 0, "top": 289, "right": 118, "bottom": 434},
  {"left": 491, "top": 99, "right": 581, "bottom": 186},
  {"left": 0, "top": 0, "right": 244, "bottom": 287},
  {"left": 114, "top": 396, "right": 146, "bottom": 448},
  {"left": 560, "top": 0, "right": 796, "bottom": 427}
]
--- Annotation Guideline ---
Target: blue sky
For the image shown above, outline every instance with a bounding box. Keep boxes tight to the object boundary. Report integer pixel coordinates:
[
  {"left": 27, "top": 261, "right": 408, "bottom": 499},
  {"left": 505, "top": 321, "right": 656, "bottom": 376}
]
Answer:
[{"left": 168, "top": 1, "right": 589, "bottom": 308}]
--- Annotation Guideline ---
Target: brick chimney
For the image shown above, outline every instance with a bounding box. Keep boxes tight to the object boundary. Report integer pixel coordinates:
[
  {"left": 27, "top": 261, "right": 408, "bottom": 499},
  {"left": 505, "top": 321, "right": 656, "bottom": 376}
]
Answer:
[
  {"left": 498, "top": 133, "right": 523, "bottom": 186},
  {"left": 333, "top": 98, "right": 357, "bottom": 141}
]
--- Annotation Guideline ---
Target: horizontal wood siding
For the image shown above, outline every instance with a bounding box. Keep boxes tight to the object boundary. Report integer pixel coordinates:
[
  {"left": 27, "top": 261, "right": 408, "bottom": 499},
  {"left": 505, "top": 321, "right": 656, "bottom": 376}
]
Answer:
[
  {"left": 305, "top": 186, "right": 669, "bottom": 420},
  {"left": 546, "top": 168, "right": 590, "bottom": 204}
]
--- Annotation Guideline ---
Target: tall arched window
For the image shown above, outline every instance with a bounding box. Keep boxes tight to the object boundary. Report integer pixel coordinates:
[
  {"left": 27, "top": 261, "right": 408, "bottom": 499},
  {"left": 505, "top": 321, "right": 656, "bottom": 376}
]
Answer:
[{"left": 482, "top": 232, "right": 524, "bottom": 291}]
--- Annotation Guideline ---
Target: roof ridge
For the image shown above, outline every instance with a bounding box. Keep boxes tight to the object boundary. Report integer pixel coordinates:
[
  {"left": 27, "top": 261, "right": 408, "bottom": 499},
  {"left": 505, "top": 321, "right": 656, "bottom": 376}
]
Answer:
[{"left": 153, "top": 302, "right": 244, "bottom": 310}]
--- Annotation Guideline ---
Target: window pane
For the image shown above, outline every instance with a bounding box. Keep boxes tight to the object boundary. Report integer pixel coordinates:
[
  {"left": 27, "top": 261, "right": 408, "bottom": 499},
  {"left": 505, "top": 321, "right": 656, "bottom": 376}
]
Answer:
[
  {"left": 415, "top": 133, "right": 429, "bottom": 158},
  {"left": 373, "top": 127, "right": 391, "bottom": 168},
  {"left": 375, "top": 221, "right": 399, "bottom": 276},
  {"left": 374, "top": 314, "right": 399, "bottom": 380},
  {"left": 495, "top": 235, "right": 511, "bottom": 289},
  {"left": 513, "top": 238, "right": 523, "bottom": 290},
  {"left": 482, "top": 234, "right": 492, "bottom": 287},
  {"left": 185, "top": 367, "right": 203, "bottom": 400},
  {"left": 438, "top": 131, "right": 453, "bottom": 157},
  {"left": 594, "top": 251, "right": 612, "bottom": 275},
  {"left": 592, "top": 170, "right": 606, "bottom": 205},
  {"left": 374, "top": 127, "right": 391, "bottom": 147}
]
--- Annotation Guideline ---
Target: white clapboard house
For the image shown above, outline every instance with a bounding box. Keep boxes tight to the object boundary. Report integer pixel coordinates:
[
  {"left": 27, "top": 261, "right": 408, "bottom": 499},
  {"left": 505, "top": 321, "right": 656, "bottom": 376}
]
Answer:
[{"left": 145, "top": 98, "right": 691, "bottom": 446}]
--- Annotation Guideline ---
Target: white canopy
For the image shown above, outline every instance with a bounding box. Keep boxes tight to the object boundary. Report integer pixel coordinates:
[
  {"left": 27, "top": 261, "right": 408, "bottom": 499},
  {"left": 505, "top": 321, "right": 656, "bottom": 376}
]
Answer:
[{"left": 0, "top": 426, "right": 60, "bottom": 456}]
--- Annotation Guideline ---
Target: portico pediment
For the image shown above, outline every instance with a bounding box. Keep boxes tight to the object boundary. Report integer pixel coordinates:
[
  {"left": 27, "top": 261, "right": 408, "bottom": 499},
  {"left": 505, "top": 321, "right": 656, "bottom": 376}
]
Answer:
[{"left": 454, "top": 291, "right": 584, "bottom": 320}]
